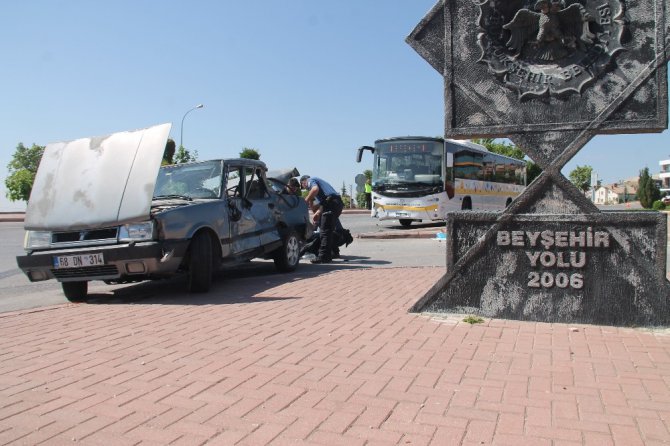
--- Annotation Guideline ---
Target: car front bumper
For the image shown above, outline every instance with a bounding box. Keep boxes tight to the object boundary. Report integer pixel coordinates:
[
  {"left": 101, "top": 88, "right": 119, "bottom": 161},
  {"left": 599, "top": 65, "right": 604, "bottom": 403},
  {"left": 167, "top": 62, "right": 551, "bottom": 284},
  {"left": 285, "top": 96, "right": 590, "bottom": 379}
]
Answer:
[{"left": 16, "top": 240, "right": 189, "bottom": 283}]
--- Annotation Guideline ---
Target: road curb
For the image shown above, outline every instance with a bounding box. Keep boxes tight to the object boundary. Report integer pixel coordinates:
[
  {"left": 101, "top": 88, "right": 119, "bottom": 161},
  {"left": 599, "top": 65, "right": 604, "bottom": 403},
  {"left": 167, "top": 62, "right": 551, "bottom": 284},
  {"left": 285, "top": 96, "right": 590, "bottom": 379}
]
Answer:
[
  {"left": 358, "top": 228, "right": 445, "bottom": 239},
  {"left": 0, "top": 213, "right": 25, "bottom": 223}
]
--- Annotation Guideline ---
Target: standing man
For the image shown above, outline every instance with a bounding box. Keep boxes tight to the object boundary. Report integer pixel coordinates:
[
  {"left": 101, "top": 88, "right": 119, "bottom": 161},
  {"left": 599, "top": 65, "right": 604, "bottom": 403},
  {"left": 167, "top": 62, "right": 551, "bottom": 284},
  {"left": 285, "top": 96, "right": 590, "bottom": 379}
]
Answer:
[
  {"left": 300, "top": 175, "right": 344, "bottom": 264},
  {"left": 365, "top": 178, "right": 372, "bottom": 210}
]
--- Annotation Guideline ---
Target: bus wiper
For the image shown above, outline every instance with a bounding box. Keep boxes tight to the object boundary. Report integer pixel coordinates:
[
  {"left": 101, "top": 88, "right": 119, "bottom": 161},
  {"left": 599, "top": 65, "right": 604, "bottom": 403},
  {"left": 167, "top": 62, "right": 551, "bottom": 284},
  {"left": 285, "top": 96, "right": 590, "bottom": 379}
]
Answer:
[{"left": 153, "top": 194, "right": 193, "bottom": 201}]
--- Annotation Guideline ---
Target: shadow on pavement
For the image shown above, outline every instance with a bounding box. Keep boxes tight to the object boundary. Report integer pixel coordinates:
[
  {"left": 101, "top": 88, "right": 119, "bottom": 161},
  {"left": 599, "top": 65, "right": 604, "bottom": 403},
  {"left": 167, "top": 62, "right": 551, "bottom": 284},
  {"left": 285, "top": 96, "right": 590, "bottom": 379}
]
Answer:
[{"left": 83, "top": 257, "right": 387, "bottom": 306}]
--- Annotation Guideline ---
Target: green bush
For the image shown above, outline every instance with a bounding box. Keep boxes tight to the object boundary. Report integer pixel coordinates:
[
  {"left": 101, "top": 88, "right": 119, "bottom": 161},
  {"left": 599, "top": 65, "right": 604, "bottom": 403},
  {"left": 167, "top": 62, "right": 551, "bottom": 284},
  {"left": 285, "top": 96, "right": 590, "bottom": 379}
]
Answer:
[
  {"left": 356, "top": 191, "right": 367, "bottom": 208},
  {"left": 652, "top": 200, "right": 666, "bottom": 211}
]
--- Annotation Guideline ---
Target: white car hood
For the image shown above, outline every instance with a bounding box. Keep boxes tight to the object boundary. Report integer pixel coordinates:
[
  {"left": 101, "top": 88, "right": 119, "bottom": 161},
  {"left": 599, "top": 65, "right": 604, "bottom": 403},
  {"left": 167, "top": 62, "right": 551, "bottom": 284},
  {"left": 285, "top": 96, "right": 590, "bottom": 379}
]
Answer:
[{"left": 24, "top": 123, "right": 172, "bottom": 231}]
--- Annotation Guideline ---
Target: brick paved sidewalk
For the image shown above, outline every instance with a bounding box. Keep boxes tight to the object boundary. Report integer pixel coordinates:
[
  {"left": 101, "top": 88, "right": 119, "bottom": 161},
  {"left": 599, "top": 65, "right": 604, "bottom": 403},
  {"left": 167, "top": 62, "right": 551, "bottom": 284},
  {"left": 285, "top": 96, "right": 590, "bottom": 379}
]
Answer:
[{"left": 1, "top": 267, "right": 669, "bottom": 445}]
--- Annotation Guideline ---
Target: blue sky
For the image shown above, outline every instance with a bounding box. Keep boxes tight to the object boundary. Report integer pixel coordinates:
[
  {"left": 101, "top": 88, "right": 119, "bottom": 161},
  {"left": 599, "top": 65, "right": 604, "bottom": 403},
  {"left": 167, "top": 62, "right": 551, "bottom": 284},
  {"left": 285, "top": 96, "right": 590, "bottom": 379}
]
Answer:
[{"left": 1, "top": 1, "right": 669, "bottom": 211}]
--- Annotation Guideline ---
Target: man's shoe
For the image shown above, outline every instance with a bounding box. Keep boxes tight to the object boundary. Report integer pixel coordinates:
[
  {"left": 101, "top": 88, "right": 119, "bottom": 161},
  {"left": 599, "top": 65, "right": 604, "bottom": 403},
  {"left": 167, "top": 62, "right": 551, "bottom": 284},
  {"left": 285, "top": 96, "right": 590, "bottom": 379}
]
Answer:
[{"left": 344, "top": 230, "right": 354, "bottom": 247}]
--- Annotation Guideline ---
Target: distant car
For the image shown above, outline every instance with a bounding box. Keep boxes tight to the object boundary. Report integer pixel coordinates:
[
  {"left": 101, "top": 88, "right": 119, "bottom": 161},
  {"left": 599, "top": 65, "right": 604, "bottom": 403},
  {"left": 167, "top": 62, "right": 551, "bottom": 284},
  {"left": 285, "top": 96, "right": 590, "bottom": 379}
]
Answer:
[
  {"left": 662, "top": 196, "right": 670, "bottom": 205},
  {"left": 16, "top": 123, "right": 312, "bottom": 302}
]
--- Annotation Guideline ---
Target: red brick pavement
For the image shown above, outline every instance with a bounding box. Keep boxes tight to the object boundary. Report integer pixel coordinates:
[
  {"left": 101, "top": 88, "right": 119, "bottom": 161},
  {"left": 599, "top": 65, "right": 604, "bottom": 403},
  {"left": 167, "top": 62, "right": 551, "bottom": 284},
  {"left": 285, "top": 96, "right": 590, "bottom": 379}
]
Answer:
[{"left": 1, "top": 267, "right": 669, "bottom": 445}]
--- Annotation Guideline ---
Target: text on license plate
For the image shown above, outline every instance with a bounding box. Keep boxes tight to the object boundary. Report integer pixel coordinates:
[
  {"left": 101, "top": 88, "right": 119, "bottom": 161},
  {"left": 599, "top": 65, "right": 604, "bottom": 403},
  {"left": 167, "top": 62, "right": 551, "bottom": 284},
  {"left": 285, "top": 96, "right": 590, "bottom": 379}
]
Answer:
[{"left": 53, "top": 253, "right": 105, "bottom": 269}]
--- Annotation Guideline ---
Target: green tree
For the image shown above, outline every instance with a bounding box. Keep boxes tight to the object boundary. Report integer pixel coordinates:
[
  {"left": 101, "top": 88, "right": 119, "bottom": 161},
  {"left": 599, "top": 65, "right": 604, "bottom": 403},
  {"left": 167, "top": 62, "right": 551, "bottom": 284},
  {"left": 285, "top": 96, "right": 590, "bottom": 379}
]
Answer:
[
  {"left": 472, "top": 138, "right": 524, "bottom": 160},
  {"left": 638, "top": 168, "right": 650, "bottom": 207},
  {"left": 638, "top": 167, "right": 660, "bottom": 208},
  {"left": 5, "top": 143, "right": 45, "bottom": 202},
  {"left": 526, "top": 161, "right": 542, "bottom": 185},
  {"left": 162, "top": 138, "right": 176, "bottom": 165},
  {"left": 174, "top": 146, "right": 198, "bottom": 164},
  {"left": 568, "top": 165, "right": 593, "bottom": 193},
  {"left": 239, "top": 147, "right": 260, "bottom": 160},
  {"left": 340, "top": 181, "right": 352, "bottom": 208}
]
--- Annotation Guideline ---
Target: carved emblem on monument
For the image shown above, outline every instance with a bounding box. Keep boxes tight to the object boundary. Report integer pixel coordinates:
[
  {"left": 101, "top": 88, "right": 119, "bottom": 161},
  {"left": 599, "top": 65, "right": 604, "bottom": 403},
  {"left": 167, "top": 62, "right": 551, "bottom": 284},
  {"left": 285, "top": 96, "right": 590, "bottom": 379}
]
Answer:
[{"left": 478, "top": 0, "right": 625, "bottom": 98}]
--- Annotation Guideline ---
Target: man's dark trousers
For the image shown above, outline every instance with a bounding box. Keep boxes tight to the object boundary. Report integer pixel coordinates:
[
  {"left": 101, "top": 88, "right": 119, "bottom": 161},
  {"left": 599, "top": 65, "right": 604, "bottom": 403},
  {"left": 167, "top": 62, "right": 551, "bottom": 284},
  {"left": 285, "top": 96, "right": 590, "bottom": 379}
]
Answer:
[{"left": 317, "top": 196, "right": 343, "bottom": 261}]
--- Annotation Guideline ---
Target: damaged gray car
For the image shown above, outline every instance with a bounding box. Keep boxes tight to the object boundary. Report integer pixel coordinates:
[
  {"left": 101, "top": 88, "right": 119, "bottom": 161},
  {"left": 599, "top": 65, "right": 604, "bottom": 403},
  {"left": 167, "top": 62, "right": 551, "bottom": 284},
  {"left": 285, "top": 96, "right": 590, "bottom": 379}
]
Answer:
[{"left": 16, "top": 123, "right": 312, "bottom": 302}]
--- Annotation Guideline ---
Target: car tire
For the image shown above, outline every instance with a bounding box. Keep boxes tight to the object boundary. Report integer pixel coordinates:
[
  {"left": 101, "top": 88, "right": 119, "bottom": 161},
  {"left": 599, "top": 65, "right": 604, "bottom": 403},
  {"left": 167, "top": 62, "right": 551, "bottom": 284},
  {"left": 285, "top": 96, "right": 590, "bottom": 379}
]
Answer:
[
  {"left": 399, "top": 219, "right": 412, "bottom": 228},
  {"left": 188, "top": 232, "right": 213, "bottom": 293},
  {"left": 273, "top": 231, "right": 300, "bottom": 272},
  {"left": 62, "top": 281, "right": 88, "bottom": 302}
]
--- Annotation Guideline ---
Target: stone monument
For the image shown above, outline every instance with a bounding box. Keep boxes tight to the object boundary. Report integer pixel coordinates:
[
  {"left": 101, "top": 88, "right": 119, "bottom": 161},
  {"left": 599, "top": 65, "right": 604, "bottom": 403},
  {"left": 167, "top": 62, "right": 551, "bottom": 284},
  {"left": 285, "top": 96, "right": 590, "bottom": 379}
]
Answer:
[{"left": 407, "top": 0, "right": 670, "bottom": 325}]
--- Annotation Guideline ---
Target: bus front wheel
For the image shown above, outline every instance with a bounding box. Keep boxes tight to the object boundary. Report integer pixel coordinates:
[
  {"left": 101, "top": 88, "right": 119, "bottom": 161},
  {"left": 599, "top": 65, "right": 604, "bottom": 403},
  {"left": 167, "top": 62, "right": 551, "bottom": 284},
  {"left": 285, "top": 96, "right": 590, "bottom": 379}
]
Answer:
[
  {"left": 399, "top": 219, "right": 412, "bottom": 228},
  {"left": 462, "top": 198, "right": 472, "bottom": 210}
]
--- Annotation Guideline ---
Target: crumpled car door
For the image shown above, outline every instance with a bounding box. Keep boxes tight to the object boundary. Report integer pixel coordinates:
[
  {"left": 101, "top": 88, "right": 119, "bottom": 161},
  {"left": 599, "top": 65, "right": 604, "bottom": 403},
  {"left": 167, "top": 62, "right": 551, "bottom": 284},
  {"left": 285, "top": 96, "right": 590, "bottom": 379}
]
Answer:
[
  {"left": 244, "top": 169, "right": 280, "bottom": 247},
  {"left": 225, "top": 165, "right": 261, "bottom": 254}
]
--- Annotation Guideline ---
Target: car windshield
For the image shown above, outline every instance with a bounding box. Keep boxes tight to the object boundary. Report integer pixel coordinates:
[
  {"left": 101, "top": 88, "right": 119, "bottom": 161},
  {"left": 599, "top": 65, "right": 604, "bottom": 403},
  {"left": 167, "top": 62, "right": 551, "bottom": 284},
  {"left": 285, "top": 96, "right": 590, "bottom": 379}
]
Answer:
[{"left": 154, "top": 160, "right": 223, "bottom": 199}]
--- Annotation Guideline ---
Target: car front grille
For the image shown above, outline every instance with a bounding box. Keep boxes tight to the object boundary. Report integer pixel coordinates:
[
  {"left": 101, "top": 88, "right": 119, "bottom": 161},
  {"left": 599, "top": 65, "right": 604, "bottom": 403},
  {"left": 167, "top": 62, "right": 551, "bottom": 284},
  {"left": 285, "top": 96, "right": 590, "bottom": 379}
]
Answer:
[
  {"left": 52, "top": 228, "right": 118, "bottom": 244},
  {"left": 51, "top": 265, "right": 120, "bottom": 279}
]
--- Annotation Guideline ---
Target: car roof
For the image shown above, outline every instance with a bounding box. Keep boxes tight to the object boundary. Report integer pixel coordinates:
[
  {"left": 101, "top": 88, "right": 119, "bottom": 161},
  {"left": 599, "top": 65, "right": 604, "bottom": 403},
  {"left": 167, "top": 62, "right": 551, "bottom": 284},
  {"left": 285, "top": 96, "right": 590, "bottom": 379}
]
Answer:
[{"left": 222, "top": 158, "right": 267, "bottom": 169}]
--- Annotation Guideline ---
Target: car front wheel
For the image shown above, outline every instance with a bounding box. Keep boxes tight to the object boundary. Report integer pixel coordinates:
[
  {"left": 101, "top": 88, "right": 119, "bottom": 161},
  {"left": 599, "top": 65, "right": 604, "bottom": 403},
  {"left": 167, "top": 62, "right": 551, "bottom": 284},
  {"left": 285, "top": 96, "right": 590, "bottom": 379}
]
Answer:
[
  {"left": 188, "top": 232, "right": 213, "bottom": 293},
  {"left": 273, "top": 231, "right": 300, "bottom": 272},
  {"left": 62, "top": 281, "right": 88, "bottom": 302}
]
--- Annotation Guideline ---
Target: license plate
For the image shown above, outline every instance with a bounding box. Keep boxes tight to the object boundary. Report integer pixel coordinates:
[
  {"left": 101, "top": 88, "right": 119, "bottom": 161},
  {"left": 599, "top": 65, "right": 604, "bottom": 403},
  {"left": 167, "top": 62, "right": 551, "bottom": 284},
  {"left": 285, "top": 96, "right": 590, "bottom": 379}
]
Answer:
[
  {"left": 394, "top": 212, "right": 409, "bottom": 217},
  {"left": 53, "top": 253, "right": 105, "bottom": 269}
]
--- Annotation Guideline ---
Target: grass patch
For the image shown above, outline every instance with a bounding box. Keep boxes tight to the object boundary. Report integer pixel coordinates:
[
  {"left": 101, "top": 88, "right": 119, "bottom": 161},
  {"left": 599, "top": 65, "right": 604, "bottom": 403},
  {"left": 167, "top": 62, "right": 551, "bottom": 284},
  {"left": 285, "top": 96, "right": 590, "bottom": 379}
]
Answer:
[{"left": 463, "top": 315, "right": 484, "bottom": 324}]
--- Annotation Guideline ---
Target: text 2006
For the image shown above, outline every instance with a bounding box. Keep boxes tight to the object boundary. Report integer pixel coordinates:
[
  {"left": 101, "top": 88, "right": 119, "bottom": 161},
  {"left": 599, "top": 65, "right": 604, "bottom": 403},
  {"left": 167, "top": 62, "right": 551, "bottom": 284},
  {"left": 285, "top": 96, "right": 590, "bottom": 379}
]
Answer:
[{"left": 527, "top": 272, "right": 584, "bottom": 289}]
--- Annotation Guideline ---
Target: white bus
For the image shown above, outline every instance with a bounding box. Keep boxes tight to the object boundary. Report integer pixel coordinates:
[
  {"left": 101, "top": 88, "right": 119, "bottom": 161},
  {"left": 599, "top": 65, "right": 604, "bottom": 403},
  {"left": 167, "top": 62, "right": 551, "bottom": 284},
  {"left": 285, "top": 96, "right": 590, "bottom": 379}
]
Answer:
[{"left": 356, "top": 137, "right": 526, "bottom": 227}]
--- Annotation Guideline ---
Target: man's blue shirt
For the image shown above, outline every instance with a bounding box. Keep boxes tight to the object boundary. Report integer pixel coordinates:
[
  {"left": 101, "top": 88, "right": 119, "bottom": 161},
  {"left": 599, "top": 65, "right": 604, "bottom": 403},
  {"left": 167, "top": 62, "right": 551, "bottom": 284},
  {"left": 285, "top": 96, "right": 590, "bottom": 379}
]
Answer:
[{"left": 307, "top": 177, "right": 338, "bottom": 202}]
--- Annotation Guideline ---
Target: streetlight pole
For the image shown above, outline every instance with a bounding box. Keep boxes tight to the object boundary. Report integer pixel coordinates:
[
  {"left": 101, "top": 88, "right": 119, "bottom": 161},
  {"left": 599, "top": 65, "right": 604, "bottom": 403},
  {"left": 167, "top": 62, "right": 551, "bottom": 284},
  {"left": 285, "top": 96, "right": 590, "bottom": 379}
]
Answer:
[{"left": 180, "top": 104, "right": 204, "bottom": 149}]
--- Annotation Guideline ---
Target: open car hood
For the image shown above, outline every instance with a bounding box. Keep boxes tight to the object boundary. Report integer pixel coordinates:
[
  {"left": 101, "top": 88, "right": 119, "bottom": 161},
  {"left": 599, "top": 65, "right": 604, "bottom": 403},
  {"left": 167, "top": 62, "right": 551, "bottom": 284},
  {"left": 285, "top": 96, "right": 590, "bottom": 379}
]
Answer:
[{"left": 25, "top": 123, "right": 172, "bottom": 231}]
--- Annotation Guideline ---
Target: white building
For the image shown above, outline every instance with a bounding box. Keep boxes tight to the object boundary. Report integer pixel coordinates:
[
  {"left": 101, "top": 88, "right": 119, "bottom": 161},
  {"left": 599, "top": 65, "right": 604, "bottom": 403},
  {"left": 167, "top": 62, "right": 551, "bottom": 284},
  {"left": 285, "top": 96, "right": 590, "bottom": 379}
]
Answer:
[
  {"left": 593, "top": 186, "right": 619, "bottom": 205},
  {"left": 593, "top": 181, "right": 637, "bottom": 205},
  {"left": 659, "top": 158, "right": 670, "bottom": 194}
]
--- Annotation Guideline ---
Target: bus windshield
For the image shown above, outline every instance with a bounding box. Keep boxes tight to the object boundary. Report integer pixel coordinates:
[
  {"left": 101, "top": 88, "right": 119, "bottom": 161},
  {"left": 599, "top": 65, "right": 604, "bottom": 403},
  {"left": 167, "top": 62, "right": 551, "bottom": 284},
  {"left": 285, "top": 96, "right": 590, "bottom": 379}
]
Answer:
[{"left": 373, "top": 141, "right": 443, "bottom": 189}]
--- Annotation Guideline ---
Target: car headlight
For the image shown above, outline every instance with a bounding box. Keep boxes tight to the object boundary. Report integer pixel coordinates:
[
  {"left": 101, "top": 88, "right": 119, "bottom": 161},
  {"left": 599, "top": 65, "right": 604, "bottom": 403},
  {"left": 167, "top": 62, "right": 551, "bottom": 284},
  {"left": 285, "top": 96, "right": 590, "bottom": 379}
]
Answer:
[
  {"left": 24, "top": 231, "right": 52, "bottom": 250},
  {"left": 118, "top": 221, "right": 155, "bottom": 242}
]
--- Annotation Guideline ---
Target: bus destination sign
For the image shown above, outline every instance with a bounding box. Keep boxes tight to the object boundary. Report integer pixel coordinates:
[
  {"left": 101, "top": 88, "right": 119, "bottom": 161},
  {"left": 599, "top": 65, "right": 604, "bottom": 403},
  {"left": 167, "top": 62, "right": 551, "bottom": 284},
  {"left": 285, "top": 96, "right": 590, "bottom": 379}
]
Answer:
[{"left": 384, "top": 143, "right": 432, "bottom": 153}]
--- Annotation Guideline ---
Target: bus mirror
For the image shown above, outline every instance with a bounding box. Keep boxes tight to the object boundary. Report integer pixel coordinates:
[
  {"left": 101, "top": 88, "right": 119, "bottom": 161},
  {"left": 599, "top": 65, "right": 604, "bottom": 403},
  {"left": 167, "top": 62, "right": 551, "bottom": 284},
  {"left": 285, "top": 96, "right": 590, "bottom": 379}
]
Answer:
[
  {"left": 356, "top": 146, "right": 375, "bottom": 163},
  {"left": 446, "top": 152, "right": 454, "bottom": 167}
]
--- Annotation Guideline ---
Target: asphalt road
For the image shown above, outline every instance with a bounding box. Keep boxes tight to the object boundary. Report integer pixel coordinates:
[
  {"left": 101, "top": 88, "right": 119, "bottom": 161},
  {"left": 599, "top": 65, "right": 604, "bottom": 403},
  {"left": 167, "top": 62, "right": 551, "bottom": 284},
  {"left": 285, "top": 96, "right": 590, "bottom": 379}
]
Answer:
[
  {"left": 0, "top": 214, "right": 447, "bottom": 313},
  {"left": 5, "top": 209, "right": 665, "bottom": 313}
]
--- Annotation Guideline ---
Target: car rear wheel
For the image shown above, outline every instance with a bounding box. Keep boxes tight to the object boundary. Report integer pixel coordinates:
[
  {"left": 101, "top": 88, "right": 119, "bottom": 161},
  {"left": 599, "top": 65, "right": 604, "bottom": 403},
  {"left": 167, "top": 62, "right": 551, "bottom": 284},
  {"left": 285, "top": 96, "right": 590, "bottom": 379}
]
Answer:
[
  {"left": 273, "top": 231, "right": 300, "bottom": 272},
  {"left": 188, "top": 232, "right": 213, "bottom": 293},
  {"left": 62, "top": 281, "right": 88, "bottom": 302}
]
